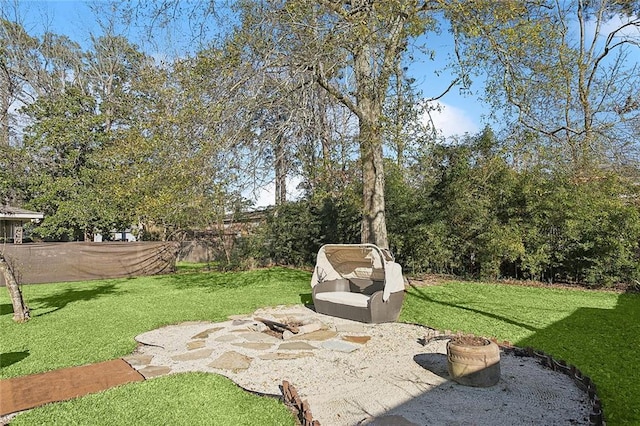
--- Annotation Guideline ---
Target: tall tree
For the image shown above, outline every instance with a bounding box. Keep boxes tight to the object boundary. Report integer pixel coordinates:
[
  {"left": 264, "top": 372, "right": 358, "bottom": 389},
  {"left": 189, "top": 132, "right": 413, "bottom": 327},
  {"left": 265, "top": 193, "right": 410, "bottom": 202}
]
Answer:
[
  {"left": 21, "top": 86, "right": 111, "bottom": 240},
  {"left": 0, "top": 17, "right": 85, "bottom": 146},
  {"left": 0, "top": 18, "right": 39, "bottom": 147},
  {"left": 220, "top": 8, "right": 354, "bottom": 208},
  {"left": 86, "top": 34, "right": 147, "bottom": 132},
  {"left": 233, "top": 0, "right": 441, "bottom": 248},
  {"left": 100, "top": 46, "right": 255, "bottom": 240},
  {"left": 450, "top": 0, "right": 640, "bottom": 174}
]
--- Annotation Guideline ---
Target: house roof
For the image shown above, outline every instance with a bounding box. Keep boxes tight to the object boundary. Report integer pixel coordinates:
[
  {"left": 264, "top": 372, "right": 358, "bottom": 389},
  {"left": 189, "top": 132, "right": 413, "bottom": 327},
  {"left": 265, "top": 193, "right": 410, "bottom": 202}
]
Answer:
[{"left": 0, "top": 206, "right": 44, "bottom": 220}]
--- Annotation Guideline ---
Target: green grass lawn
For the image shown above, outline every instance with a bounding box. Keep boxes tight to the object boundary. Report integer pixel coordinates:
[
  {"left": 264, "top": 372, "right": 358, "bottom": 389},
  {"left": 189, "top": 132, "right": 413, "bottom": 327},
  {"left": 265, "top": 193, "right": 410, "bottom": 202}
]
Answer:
[{"left": 1, "top": 268, "right": 638, "bottom": 424}]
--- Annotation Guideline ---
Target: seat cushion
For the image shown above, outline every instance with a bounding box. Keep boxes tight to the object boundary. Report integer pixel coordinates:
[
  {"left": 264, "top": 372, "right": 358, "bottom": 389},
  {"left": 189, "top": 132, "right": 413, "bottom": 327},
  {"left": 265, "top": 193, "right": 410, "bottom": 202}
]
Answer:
[{"left": 314, "top": 291, "right": 370, "bottom": 308}]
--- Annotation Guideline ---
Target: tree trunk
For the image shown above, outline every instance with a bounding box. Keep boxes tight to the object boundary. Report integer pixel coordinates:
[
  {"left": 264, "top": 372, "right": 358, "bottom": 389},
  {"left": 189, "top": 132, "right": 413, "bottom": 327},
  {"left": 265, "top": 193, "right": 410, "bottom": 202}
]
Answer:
[
  {"left": 360, "top": 118, "right": 388, "bottom": 249},
  {"left": 355, "top": 45, "right": 388, "bottom": 249},
  {"left": 0, "top": 253, "right": 30, "bottom": 323},
  {"left": 274, "top": 133, "right": 287, "bottom": 206}
]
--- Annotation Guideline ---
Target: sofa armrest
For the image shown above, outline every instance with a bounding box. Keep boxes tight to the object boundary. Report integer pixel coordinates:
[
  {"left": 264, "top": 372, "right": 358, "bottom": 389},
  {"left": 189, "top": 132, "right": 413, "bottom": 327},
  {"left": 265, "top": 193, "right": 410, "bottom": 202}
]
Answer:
[
  {"left": 367, "top": 290, "right": 384, "bottom": 307},
  {"left": 369, "top": 290, "right": 404, "bottom": 323}
]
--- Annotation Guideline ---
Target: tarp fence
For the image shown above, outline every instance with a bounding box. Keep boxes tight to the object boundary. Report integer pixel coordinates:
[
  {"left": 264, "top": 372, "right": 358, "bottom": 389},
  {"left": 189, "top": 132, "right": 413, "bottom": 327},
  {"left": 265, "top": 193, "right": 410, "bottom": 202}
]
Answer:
[{"left": 0, "top": 242, "right": 179, "bottom": 286}]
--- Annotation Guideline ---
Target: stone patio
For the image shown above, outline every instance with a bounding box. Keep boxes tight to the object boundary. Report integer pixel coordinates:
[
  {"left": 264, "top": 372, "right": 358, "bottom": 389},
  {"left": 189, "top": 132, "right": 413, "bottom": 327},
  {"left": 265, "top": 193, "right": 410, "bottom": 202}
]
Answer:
[{"left": 123, "top": 304, "right": 593, "bottom": 426}]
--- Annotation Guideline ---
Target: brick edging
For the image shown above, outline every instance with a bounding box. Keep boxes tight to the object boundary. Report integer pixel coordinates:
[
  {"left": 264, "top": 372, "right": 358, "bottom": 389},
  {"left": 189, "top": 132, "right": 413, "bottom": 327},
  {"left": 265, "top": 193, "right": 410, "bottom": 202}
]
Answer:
[{"left": 281, "top": 380, "right": 320, "bottom": 426}]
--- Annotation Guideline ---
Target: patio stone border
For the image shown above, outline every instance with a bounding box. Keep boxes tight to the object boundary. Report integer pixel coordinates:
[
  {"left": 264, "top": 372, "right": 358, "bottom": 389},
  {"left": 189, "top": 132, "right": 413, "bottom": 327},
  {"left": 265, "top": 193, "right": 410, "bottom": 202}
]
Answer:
[
  {"left": 503, "top": 345, "right": 604, "bottom": 426},
  {"left": 277, "top": 326, "right": 605, "bottom": 426},
  {"left": 422, "top": 329, "right": 605, "bottom": 426}
]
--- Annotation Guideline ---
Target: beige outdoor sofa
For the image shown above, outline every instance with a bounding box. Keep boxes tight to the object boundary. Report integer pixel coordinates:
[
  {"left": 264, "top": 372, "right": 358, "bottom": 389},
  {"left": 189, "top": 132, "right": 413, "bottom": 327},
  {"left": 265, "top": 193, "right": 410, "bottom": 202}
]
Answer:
[{"left": 311, "top": 244, "right": 405, "bottom": 323}]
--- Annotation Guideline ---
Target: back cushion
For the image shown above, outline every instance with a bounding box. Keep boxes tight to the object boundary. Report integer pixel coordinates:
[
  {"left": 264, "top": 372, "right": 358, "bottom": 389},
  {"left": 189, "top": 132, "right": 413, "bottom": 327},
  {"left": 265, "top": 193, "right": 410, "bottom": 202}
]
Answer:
[{"left": 349, "top": 278, "right": 385, "bottom": 295}]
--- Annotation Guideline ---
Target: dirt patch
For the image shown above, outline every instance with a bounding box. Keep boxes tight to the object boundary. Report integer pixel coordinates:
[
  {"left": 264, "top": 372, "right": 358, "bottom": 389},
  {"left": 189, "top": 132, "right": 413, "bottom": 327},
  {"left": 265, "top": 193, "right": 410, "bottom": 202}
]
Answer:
[
  {"left": 449, "top": 334, "right": 490, "bottom": 346},
  {"left": 0, "top": 359, "right": 143, "bottom": 417},
  {"left": 405, "top": 274, "right": 453, "bottom": 287}
]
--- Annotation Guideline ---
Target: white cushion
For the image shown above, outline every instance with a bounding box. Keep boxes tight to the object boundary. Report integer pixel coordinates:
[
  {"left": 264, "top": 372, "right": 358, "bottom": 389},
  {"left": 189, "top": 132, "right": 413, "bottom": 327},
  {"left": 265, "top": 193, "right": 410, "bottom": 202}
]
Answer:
[{"left": 314, "top": 291, "right": 370, "bottom": 308}]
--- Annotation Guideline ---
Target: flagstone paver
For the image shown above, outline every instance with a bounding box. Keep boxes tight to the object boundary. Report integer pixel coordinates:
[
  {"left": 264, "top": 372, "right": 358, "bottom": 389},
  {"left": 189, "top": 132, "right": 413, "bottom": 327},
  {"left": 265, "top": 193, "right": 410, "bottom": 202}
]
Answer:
[
  {"left": 209, "top": 351, "right": 252, "bottom": 372},
  {"left": 214, "top": 334, "right": 239, "bottom": 342},
  {"left": 321, "top": 340, "right": 359, "bottom": 353},
  {"left": 342, "top": 335, "right": 371, "bottom": 345},
  {"left": 278, "top": 342, "right": 317, "bottom": 351},
  {"left": 137, "top": 365, "right": 172, "bottom": 378},
  {"left": 291, "top": 329, "right": 337, "bottom": 341},
  {"left": 187, "top": 340, "right": 206, "bottom": 350},
  {"left": 191, "top": 327, "right": 224, "bottom": 339},
  {"left": 231, "top": 342, "right": 274, "bottom": 350},
  {"left": 237, "top": 332, "right": 281, "bottom": 343},
  {"left": 258, "top": 352, "right": 314, "bottom": 360},
  {"left": 123, "top": 354, "right": 154, "bottom": 366},
  {"left": 171, "top": 348, "right": 214, "bottom": 361}
]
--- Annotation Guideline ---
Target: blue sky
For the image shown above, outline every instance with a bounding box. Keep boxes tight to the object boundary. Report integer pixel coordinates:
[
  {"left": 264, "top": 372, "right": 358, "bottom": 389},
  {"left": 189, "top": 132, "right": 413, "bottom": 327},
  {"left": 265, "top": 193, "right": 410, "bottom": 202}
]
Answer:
[{"left": 11, "top": 0, "right": 487, "bottom": 139}]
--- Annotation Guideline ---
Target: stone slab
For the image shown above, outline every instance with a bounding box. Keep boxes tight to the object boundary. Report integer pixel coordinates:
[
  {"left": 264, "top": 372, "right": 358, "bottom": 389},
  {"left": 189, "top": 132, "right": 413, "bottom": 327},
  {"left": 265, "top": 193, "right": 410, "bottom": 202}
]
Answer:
[
  {"left": 321, "top": 340, "right": 359, "bottom": 353},
  {"left": 259, "top": 352, "right": 314, "bottom": 360},
  {"left": 209, "top": 351, "right": 252, "bottom": 372},
  {"left": 237, "top": 332, "right": 281, "bottom": 343},
  {"left": 123, "top": 354, "right": 153, "bottom": 366},
  {"left": 342, "top": 335, "right": 371, "bottom": 345},
  {"left": 278, "top": 342, "right": 317, "bottom": 351},
  {"left": 232, "top": 342, "right": 274, "bottom": 351},
  {"left": 138, "top": 365, "right": 172, "bottom": 378},
  {"left": 246, "top": 322, "right": 269, "bottom": 332},
  {"left": 191, "top": 327, "right": 224, "bottom": 339},
  {"left": 171, "top": 348, "right": 213, "bottom": 361},
  {"left": 291, "top": 329, "right": 337, "bottom": 341},
  {"left": 280, "top": 323, "right": 323, "bottom": 340},
  {"left": 214, "top": 334, "right": 239, "bottom": 342},
  {"left": 187, "top": 340, "right": 206, "bottom": 350}
]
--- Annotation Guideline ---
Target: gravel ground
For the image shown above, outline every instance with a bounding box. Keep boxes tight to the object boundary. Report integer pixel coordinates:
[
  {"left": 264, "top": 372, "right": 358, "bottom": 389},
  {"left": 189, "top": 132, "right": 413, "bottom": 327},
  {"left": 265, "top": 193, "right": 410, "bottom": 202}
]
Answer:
[{"left": 131, "top": 304, "right": 592, "bottom": 426}]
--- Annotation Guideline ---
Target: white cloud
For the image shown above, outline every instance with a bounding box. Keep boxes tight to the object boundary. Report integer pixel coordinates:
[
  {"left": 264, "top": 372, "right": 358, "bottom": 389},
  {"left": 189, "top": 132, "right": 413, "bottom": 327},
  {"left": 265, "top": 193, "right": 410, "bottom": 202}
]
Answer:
[
  {"left": 424, "top": 102, "right": 480, "bottom": 138},
  {"left": 586, "top": 14, "right": 640, "bottom": 40}
]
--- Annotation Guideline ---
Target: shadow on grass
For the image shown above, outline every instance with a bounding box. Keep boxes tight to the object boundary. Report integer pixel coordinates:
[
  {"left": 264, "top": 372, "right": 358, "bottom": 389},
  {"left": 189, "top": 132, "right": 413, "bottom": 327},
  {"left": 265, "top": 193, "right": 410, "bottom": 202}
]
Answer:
[
  {"left": 28, "top": 282, "right": 120, "bottom": 317},
  {"left": 0, "top": 350, "right": 29, "bottom": 369},
  {"left": 0, "top": 303, "right": 13, "bottom": 316},
  {"left": 299, "top": 293, "right": 313, "bottom": 305},
  {"left": 167, "top": 267, "right": 311, "bottom": 291},
  {"left": 516, "top": 291, "right": 640, "bottom": 424},
  {"left": 405, "top": 284, "right": 538, "bottom": 332}
]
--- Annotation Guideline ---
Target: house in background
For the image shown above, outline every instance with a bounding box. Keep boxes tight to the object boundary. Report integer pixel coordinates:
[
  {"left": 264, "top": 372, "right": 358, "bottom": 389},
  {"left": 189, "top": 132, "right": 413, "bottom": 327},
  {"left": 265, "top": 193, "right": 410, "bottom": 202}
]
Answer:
[
  {"left": 0, "top": 206, "right": 44, "bottom": 244},
  {"left": 93, "top": 229, "right": 137, "bottom": 242}
]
